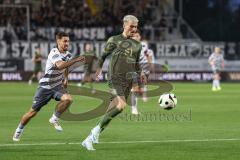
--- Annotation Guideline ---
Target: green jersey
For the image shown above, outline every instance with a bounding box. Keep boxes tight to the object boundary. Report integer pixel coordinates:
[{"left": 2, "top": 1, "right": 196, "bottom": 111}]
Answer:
[
  {"left": 34, "top": 53, "right": 42, "bottom": 72},
  {"left": 82, "top": 51, "right": 97, "bottom": 73},
  {"left": 82, "top": 50, "right": 96, "bottom": 57},
  {"left": 98, "top": 34, "right": 142, "bottom": 79}
]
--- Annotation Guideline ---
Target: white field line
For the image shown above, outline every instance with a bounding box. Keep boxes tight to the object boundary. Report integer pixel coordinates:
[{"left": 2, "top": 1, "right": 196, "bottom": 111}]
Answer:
[{"left": 1, "top": 138, "right": 240, "bottom": 147}]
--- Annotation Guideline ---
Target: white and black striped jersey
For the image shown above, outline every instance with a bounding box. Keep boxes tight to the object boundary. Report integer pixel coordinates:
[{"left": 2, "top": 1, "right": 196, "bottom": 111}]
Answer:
[
  {"left": 39, "top": 48, "right": 72, "bottom": 89},
  {"left": 139, "top": 42, "right": 155, "bottom": 75},
  {"left": 208, "top": 52, "right": 224, "bottom": 70},
  {"left": 145, "top": 49, "right": 155, "bottom": 63}
]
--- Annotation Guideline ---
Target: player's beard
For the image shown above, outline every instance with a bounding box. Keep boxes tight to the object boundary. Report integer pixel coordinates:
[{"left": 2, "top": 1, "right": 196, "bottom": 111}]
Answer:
[{"left": 63, "top": 45, "right": 68, "bottom": 51}]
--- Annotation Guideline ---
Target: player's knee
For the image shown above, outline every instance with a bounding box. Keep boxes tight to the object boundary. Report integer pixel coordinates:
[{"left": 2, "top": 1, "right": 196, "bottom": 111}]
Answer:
[
  {"left": 61, "top": 94, "right": 72, "bottom": 101},
  {"left": 117, "top": 101, "right": 127, "bottom": 110},
  {"left": 61, "top": 94, "right": 73, "bottom": 105},
  {"left": 116, "top": 106, "right": 124, "bottom": 112},
  {"left": 67, "top": 96, "right": 73, "bottom": 103}
]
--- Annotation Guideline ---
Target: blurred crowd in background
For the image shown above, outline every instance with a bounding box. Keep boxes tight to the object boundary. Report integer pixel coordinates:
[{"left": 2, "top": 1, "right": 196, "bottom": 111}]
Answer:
[
  {"left": 1, "top": 0, "right": 240, "bottom": 41},
  {"left": 0, "top": 0, "right": 179, "bottom": 41}
]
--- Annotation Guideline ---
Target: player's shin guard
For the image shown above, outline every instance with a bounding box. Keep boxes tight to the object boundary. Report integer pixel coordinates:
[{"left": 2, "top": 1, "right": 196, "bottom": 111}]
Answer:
[{"left": 98, "top": 107, "right": 122, "bottom": 132}]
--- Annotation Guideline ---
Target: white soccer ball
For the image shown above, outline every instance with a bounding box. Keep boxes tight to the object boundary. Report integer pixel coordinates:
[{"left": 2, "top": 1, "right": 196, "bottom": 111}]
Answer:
[{"left": 158, "top": 93, "right": 177, "bottom": 110}]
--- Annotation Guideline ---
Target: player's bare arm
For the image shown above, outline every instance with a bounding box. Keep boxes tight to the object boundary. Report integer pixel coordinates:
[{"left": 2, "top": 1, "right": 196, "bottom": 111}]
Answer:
[{"left": 55, "top": 56, "right": 85, "bottom": 70}]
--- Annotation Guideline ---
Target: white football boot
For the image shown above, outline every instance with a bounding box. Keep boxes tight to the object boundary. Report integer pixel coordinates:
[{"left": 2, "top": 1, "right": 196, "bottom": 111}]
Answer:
[
  {"left": 91, "top": 125, "right": 100, "bottom": 144},
  {"left": 49, "top": 118, "right": 63, "bottom": 132},
  {"left": 82, "top": 136, "right": 95, "bottom": 151},
  {"left": 13, "top": 128, "right": 24, "bottom": 142},
  {"left": 131, "top": 107, "right": 139, "bottom": 115}
]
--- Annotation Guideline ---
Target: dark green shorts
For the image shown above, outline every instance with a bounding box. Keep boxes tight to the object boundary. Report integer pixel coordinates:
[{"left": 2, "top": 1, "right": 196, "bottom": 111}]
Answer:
[
  {"left": 108, "top": 76, "right": 133, "bottom": 100},
  {"left": 34, "top": 66, "right": 42, "bottom": 74}
]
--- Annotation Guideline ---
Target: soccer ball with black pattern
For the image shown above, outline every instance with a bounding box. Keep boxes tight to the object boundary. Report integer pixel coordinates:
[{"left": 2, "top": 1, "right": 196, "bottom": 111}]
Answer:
[{"left": 158, "top": 93, "right": 177, "bottom": 110}]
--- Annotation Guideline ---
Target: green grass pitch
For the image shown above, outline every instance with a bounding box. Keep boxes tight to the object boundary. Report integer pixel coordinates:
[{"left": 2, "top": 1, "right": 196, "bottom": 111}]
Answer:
[{"left": 0, "top": 82, "right": 240, "bottom": 160}]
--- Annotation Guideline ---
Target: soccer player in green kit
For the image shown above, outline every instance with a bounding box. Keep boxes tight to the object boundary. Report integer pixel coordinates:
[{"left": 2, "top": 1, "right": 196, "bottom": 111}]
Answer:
[
  {"left": 82, "top": 15, "right": 147, "bottom": 150},
  {"left": 77, "top": 42, "right": 97, "bottom": 93},
  {"left": 28, "top": 47, "right": 43, "bottom": 85}
]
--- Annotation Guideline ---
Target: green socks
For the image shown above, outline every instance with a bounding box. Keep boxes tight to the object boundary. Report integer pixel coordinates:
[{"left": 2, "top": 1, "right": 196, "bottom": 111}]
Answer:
[{"left": 99, "top": 107, "right": 122, "bottom": 131}]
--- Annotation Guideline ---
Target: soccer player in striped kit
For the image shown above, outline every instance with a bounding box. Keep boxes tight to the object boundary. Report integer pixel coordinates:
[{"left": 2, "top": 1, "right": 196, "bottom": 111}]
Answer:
[
  {"left": 131, "top": 32, "right": 154, "bottom": 115},
  {"left": 13, "top": 32, "right": 85, "bottom": 141},
  {"left": 208, "top": 47, "right": 225, "bottom": 91}
]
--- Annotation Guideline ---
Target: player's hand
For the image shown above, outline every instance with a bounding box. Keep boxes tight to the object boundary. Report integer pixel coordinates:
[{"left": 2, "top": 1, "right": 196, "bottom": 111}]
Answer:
[
  {"left": 63, "top": 79, "right": 68, "bottom": 88},
  {"left": 95, "top": 68, "right": 102, "bottom": 81},
  {"left": 75, "top": 56, "right": 85, "bottom": 63}
]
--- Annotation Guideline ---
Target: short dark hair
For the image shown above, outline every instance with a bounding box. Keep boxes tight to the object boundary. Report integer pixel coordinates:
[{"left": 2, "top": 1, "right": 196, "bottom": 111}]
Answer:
[{"left": 56, "top": 31, "right": 69, "bottom": 40}]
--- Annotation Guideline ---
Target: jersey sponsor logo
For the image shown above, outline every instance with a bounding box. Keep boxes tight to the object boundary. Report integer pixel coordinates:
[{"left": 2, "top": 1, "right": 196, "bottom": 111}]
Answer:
[
  {"left": 119, "top": 41, "right": 133, "bottom": 57},
  {"left": 119, "top": 41, "right": 132, "bottom": 49},
  {"left": 52, "top": 54, "right": 60, "bottom": 59}
]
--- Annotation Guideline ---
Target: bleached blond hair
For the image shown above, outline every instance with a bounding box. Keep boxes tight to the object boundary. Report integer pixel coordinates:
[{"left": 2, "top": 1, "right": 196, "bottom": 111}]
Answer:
[{"left": 123, "top": 15, "right": 139, "bottom": 23}]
